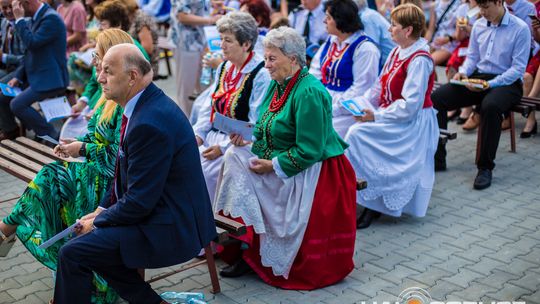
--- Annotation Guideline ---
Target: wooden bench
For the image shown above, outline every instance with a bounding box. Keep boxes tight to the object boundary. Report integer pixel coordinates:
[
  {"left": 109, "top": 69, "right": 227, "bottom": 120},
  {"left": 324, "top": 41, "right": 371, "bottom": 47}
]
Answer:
[
  {"left": 0, "top": 137, "right": 233, "bottom": 293},
  {"left": 0, "top": 137, "right": 367, "bottom": 293}
]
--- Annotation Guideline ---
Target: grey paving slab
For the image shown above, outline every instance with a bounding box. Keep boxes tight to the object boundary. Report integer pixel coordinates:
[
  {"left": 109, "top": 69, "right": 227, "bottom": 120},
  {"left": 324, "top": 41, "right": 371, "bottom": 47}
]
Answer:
[{"left": 0, "top": 69, "right": 539, "bottom": 303}]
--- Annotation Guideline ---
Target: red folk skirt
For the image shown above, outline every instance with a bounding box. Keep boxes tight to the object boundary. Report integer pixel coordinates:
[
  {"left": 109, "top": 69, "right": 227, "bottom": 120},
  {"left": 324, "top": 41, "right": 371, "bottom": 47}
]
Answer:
[{"left": 221, "top": 154, "right": 357, "bottom": 290}]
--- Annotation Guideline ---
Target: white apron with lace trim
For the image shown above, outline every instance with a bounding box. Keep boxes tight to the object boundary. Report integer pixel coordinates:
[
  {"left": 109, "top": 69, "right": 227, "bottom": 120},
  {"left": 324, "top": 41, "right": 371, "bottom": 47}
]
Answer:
[
  {"left": 214, "top": 146, "right": 322, "bottom": 278},
  {"left": 344, "top": 107, "right": 439, "bottom": 217}
]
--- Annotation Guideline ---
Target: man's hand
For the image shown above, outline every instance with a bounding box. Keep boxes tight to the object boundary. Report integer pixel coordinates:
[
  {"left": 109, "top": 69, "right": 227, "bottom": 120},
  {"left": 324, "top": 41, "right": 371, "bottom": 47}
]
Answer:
[
  {"left": 12, "top": 0, "right": 24, "bottom": 19},
  {"left": 466, "top": 81, "right": 489, "bottom": 92},
  {"left": 249, "top": 159, "right": 273, "bottom": 174},
  {"left": 80, "top": 208, "right": 103, "bottom": 221},
  {"left": 202, "top": 145, "right": 222, "bottom": 160},
  {"left": 354, "top": 109, "right": 375, "bottom": 122},
  {"left": 7, "top": 78, "right": 19, "bottom": 88},
  {"left": 452, "top": 73, "right": 467, "bottom": 81},
  {"left": 75, "top": 217, "right": 95, "bottom": 235}
]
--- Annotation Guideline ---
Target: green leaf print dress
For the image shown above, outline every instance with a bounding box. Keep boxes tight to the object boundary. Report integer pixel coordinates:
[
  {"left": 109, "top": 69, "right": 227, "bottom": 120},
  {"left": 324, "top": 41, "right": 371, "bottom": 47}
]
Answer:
[{"left": 3, "top": 101, "right": 123, "bottom": 303}]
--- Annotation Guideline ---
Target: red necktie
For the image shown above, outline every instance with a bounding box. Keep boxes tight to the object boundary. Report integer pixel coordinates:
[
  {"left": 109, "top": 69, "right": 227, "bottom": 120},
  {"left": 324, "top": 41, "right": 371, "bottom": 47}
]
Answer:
[
  {"left": 120, "top": 114, "right": 128, "bottom": 145},
  {"left": 111, "top": 115, "right": 128, "bottom": 204}
]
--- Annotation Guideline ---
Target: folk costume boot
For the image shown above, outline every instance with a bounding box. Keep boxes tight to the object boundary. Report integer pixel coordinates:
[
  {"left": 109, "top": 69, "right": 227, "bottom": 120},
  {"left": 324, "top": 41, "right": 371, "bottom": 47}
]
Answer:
[
  {"left": 219, "top": 258, "right": 252, "bottom": 278},
  {"left": 356, "top": 208, "right": 381, "bottom": 229}
]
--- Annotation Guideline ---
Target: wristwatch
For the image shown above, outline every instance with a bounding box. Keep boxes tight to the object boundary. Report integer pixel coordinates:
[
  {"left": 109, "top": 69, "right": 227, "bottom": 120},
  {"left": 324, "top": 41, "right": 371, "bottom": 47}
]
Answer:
[
  {"left": 78, "top": 143, "right": 86, "bottom": 157},
  {"left": 446, "top": 34, "right": 454, "bottom": 42}
]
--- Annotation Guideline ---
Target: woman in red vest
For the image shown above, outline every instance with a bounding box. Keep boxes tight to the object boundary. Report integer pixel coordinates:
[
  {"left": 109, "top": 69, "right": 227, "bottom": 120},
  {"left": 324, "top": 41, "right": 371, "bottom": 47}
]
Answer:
[{"left": 344, "top": 3, "right": 439, "bottom": 229}]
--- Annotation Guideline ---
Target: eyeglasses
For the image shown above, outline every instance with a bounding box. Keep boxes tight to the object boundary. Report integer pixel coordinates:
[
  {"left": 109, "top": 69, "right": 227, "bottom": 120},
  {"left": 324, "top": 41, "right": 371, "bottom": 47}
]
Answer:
[{"left": 91, "top": 51, "right": 101, "bottom": 65}]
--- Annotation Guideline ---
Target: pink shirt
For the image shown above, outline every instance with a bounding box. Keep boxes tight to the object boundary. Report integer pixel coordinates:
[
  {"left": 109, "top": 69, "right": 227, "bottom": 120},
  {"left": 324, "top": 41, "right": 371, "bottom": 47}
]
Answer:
[{"left": 57, "top": 1, "right": 87, "bottom": 54}]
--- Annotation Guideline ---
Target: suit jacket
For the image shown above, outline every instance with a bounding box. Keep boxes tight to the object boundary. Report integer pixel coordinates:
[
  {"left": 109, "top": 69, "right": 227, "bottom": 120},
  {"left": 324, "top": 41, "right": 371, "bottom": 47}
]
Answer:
[
  {"left": 14, "top": 4, "right": 69, "bottom": 92},
  {"left": 94, "top": 83, "right": 217, "bottom": 269},
  {"left": 0, "top": 19, "right": 26, "bottom": 72}
]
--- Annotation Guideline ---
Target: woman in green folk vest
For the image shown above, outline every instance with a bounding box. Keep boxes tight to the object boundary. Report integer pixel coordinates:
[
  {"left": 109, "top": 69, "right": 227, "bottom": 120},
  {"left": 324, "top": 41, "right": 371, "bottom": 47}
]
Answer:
[{"left": 214, "top": 26, "right": 357, "bottom": 290}]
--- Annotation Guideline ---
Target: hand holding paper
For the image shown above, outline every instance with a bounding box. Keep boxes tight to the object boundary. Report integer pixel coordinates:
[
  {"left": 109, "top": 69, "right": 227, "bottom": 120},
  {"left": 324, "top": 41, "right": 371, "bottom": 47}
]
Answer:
[
  {"left": 340, "top": 99, "right": 366, "bottom": 116},
  {"left": 39, "top": 221, "right": 82, "bottom": 249},
  {"left": 213, "top": 113, "right": 254, "bottom": 139}
]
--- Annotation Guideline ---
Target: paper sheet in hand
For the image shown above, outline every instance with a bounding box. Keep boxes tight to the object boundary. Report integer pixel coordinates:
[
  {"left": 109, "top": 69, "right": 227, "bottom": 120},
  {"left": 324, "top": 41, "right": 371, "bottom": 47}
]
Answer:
[
  {"left": 38, "top": 221, "right": 80, "bottom": 249},
  {"left": 0, "top": 83, "right": 21, "bottom": 97},
  {"left": 204, "top": 26, "right": 222, "bottom": 52},
  {"left": 340, "top": 99, "right": 365, "bottom": 116},
  {"left": 39, "top": 96, "right": 72, "bottom": 122},
  {"left": 213, "top": 113, "right": 254, "bottom": 139},
  {"left": 76, "top": 49, "right": 94, "bottom": 67},
  {"left": 449, "top": 79, "right": 484, "bottom": 89},
  {"left": 37, "top": 135, "right": 59, "bottom": 145}
]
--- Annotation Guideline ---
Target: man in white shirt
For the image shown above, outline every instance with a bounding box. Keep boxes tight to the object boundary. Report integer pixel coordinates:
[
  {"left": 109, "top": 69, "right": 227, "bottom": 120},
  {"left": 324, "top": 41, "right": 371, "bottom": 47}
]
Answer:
[
  {"left": 289, "top": 0, "right": 328, "bottom": 48},
  {"left": 432, "top": 0, "right": 531, "bottom": 190}
]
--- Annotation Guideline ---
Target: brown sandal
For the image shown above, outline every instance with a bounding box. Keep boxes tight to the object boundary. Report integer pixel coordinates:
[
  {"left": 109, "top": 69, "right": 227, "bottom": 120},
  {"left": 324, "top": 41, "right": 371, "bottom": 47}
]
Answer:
[{"left": 0, "top": 230, "right": 16, "bottom": 257}]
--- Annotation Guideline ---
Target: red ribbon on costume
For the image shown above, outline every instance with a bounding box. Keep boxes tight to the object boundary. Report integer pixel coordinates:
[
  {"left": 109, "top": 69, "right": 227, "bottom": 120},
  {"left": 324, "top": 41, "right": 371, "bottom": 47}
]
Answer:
[{"left": 210, "top": 52, "right": 254, "bottom": 121}]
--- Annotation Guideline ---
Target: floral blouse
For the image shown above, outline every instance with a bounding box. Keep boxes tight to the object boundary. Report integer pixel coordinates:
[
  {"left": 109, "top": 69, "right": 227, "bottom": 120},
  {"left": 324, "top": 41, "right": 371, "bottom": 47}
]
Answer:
[{"left": 170, "top": 0, "right": 209, "bottom": 52}]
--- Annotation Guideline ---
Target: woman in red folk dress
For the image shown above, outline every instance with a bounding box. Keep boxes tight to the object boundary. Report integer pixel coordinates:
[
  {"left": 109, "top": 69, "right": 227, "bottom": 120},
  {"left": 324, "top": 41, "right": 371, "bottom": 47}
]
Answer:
[
  {"left": 213, "top": 26, "right": 357, "bottom": 290},
  {"left": 344, "top": 4, "right": 439, "bottom": 229}
]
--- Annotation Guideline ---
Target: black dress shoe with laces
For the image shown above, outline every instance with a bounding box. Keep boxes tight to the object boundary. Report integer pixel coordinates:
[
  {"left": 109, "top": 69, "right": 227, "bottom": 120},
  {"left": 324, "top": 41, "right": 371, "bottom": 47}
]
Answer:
[
  {"left": 219, "top": 258, "right": 252, "bottom": 277},
  {"left": 473, "top": 169, "right": 492, "bottom": 190},
  {"left": 356, "top": 208, "right": 381, "bottom": 229}
]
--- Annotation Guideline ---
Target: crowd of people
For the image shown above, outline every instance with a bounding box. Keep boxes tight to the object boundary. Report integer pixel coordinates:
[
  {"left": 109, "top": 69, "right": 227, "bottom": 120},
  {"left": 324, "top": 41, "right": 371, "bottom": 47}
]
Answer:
[{"left": 0, "top": 0, "right": 534, "bottom": 302}]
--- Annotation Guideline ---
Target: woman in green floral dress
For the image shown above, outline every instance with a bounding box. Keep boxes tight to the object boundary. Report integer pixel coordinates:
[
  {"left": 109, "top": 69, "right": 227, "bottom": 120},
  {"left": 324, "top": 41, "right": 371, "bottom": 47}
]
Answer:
[{"left": 0, "top": 28, "right": 137, "bottom": 304}]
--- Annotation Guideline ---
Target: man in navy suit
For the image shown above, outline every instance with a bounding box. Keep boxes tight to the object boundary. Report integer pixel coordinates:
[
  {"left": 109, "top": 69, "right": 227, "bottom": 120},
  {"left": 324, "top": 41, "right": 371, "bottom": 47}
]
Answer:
[
  {"left": 0, "top": 0, "right": 68, "bottom": 140},
  {"left": 53, "top": 44, "right": 217, "bottom": 304}
]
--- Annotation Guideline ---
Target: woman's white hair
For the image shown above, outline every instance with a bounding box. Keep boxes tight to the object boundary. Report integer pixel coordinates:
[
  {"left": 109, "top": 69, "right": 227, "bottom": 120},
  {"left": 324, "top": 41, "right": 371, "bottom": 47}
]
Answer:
[{"left": 263, "top": 26, "right": 306, "bottom": 67}]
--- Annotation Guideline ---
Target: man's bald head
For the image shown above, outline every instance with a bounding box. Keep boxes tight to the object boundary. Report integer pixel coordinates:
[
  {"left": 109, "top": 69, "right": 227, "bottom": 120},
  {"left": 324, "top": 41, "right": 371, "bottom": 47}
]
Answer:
[
  {"left": 98, "top": 43, "right": 153, "bottom": 106},
  {"left": 105, "top": 43, "right": 152, "bottom": 76}
]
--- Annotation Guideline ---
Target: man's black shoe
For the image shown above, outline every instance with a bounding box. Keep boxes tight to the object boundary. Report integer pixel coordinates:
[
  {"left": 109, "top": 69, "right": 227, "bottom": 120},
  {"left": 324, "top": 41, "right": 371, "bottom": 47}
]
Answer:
[
  {"left": 356, "top": 208, "right": 381, "bottom": 229},
  {"left": 219, "top": 258, "right": 252, "bottom": 278},
  {"left": 473, "top": 169, "right": 492, "bottom": 190},
  {"left": 435, "top": 160, "right": 446, "bottom": 172}
]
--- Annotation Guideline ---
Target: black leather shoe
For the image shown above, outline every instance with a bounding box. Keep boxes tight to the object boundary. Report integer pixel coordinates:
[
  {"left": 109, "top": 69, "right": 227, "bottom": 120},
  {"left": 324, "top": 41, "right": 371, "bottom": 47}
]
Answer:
[
  {"left": 473, "top": 169, "right": 492, "bottom": 190},
  {"left": 520, "top": 122, "right": 537, "bottom": 138},
  {"left": 219, "top": 258, "right": 252, "bottom": 277},
  {"left": 456, "top": 116, "right": 468, "bottom": 125},
  {"left": 435, "top": 160, "right": 446, "bottom": 172},
  {"left": 448, "top": 109, "right": 461, "bottom": 121},
  {"left": 356, "top": 209, "right": 381, "bottom": 229}
]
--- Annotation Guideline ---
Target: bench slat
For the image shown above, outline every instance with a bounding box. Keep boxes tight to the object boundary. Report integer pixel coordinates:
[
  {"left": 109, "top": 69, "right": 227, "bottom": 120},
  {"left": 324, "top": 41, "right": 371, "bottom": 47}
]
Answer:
[
  {"left": 356, "top": 179, "right": 367, "bottom": 191},
  {"left": 0, "top": 147, "right": 43, "bottom": 173},
  {"left": 1, "top": 140, "right": 56, "bottom": 165},
  {"left": 0, "top": 155, "right": 36, "bottom": 183},
  {"left": 215, "top": 214, "right": 247, "bottom": 235},
  {"left": 15, "top": 137, "right": 83, "bottom": 163}
]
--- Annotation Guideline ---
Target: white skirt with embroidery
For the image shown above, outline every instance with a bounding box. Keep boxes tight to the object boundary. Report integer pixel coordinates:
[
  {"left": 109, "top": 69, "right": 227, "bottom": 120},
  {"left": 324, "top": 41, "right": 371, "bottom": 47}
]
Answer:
[
  {"left": 214, "top": 146, "right": 322, "bottom": 278},
  {"left": 344, "top": 107, "right": 439, "bottom": 217}
]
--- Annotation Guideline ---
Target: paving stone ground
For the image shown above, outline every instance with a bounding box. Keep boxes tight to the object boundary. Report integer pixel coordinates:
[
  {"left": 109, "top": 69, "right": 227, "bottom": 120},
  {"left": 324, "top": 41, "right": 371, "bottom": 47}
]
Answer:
[{"left": 1, "top": 69, "right": 539, "bottom": 303}]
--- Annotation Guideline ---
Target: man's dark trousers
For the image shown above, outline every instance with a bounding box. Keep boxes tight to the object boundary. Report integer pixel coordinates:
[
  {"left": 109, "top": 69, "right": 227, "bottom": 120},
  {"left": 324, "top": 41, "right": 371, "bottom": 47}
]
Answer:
[
  {"left": 431, "top": 73, "right": 522, "bottom": 170},
  {"left": 54, "top": 227, "right": 163, "bottom": 304},
  {"left": 0, "top": 86, "right": 65, "bottom": 138}
]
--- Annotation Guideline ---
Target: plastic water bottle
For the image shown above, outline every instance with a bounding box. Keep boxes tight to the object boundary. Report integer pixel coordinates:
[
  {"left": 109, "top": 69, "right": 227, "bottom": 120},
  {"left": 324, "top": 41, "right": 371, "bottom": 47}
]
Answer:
[
  {"left": 160, "top": 291, "right": 205, "bottom": 303},
  {"left": 187, "top": 298, "right": 208, "bottom": 304},
  {"left": 200, "top": 53, "right": 213, "bottom": 86}
]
